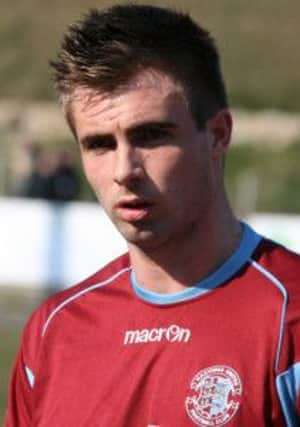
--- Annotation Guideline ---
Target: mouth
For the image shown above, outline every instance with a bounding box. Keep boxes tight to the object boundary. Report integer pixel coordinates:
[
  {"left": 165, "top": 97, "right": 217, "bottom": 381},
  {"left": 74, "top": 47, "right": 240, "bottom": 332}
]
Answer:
[{"left": 115, "top": 199, "right": 154, "bottom": 222}]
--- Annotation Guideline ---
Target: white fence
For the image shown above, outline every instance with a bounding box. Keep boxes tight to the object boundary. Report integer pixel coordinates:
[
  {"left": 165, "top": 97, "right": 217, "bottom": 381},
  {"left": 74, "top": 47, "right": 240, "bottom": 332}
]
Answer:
[{"left": 0, "top": 197, "right": 299, "bottom": 289}]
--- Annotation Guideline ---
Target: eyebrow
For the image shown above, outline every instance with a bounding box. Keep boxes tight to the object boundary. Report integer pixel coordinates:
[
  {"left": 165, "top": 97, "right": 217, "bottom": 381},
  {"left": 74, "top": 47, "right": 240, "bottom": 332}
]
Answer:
[
  {"left": 80, "top": 133, "right": 115, "bottom": 149},
  {"left": 80, "top": 120, "right": 178, "bottom": 146},
  {"left": 127, "top": 120, "right": 177, "bottom": 137}
]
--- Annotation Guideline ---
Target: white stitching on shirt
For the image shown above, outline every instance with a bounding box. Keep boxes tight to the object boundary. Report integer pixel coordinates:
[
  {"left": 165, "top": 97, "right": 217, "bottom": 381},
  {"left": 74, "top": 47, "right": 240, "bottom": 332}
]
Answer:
[
  {"left": 249, "top": 259, "right": 288, "bottom": 373},
  {"left": 41, "top": 266, "right": 131, "bottom": 337}
]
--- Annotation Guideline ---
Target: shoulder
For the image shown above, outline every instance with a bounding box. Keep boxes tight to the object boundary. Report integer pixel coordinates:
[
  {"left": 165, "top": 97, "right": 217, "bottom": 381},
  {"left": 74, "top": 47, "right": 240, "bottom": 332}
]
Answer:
[
  {"left": 250, "top": 238, "right": 300, "bottom": 368},
  {"left": 23, "top": 252, "right": 131, "bottom": 345},
  {"left": 251, "top": 238, "right": 300, "bottom": 295}
]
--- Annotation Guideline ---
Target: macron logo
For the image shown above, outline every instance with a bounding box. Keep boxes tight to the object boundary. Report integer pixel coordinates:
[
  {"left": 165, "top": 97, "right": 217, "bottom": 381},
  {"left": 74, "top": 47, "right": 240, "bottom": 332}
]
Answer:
[{"left": 124, "top": 324, "right": 191, "bottom": 345}]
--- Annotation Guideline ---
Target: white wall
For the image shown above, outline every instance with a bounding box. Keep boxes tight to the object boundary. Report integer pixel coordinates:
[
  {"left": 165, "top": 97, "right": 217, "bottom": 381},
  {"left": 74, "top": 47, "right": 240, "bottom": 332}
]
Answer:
[
  {"left": 0, "top": 197, "right": 299, "bottom": 289},
  {"left": 247, "top": 213, "right": 300, "bottom": 253},
  {"left": 0, "top": 198, "right": 126, "bottom": 288}
]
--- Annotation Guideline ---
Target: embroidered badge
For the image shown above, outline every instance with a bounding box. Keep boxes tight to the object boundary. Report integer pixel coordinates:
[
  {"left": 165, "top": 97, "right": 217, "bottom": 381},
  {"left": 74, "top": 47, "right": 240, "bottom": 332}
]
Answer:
[{"left": 185, "top": 365, "right": 242, "bottom": 426}]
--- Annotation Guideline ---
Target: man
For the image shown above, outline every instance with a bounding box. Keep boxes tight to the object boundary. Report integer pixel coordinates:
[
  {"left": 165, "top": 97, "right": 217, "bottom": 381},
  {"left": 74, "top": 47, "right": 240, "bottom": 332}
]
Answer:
[{"left": 5, "top": 4, "right": 300, "bottom": 426}]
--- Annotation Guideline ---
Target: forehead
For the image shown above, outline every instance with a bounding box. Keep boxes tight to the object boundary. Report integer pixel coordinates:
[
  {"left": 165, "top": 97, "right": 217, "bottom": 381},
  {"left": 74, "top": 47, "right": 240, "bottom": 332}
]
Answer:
[{"left": 70, "top": 69, "right": 188, "bottom": 134}]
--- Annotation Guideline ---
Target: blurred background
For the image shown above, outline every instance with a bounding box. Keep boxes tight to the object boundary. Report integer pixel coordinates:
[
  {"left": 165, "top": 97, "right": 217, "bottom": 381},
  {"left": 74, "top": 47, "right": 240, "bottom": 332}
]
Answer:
[{"left": 1, "top": 0, "right": 300, "bottom": 422}]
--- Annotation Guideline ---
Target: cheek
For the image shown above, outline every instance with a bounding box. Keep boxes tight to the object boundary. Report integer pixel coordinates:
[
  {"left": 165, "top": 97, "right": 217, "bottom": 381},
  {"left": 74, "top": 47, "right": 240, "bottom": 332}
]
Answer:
[
  {"left": 147, "top": 146, "right": 186, "bottom": 185},
  {"left": 154, "top": 148, "right": 202, "bottom": 192},
  {"left": 81, "top": 156, "right": 110, "bottom": 196},
  {"left": 81, "top": 157, "right": 97, "bottom": 188},
  {"left": 166, "top": 154, "right": 212, "bottom": 208}
]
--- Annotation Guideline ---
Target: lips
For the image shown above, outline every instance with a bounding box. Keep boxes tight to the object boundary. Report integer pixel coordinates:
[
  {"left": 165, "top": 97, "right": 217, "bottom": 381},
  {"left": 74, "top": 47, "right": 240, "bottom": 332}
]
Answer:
[{"left": 115, "top": 198, "right": 154, "bottom": 222}]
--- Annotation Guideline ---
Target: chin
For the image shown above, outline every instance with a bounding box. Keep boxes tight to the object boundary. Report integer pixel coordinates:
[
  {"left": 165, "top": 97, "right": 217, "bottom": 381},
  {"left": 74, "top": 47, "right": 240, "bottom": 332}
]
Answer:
[
  {"left": 122, "top": 230, "right": 158, "bottom": 247},
  {"left": 118, "top": 223, "right": 166, "bottom": 250}
]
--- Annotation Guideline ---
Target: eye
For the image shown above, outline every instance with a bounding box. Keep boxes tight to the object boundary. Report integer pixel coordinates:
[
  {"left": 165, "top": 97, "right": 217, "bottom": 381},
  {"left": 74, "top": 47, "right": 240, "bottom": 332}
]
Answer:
[
  {"left": 130, "top": 126, "right": 173, "bottom": 148},
  {"left": 81, "top": 135, "right": 116, "bottom": 152}
]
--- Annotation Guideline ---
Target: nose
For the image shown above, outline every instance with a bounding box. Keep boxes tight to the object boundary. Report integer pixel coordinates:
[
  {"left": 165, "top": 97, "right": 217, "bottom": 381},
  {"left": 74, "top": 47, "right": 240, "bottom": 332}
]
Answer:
[{"left": 113, "top": 144, "right": 144, "bottom": 186}]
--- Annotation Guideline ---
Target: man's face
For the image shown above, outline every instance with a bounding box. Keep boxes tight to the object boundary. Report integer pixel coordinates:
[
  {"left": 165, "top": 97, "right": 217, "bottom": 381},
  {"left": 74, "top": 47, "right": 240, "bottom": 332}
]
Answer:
[{"left": 72, "top": 69, "right": 226, "bottom": 251}]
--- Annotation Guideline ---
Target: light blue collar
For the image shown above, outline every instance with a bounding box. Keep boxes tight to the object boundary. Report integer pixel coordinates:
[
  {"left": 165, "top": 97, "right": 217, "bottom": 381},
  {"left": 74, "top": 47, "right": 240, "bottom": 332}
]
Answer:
[{"left": 131, "top": 223, "right": 262, "bottom": 305}]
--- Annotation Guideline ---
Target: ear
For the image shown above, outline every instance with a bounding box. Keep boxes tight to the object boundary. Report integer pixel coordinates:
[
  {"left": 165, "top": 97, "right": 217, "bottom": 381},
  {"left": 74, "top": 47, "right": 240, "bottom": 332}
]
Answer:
[{"left": 206, "top": 109, "right": 233, "bottom": 159}]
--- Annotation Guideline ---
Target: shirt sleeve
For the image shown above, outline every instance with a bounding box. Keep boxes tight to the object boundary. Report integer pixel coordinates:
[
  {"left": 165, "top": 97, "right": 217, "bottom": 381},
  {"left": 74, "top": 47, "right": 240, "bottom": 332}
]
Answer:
[
  {"left": 276, "top": 362, "right": 300, "bottom": 426},
  {"left": 275, "top": 268, "right": 300, "bottom": 427},
  {"left": 4, "top": 343, "right": 33, "bottom": 427},
  {"left": 4, "top": 303, "right": 44, "bottom": 427}
]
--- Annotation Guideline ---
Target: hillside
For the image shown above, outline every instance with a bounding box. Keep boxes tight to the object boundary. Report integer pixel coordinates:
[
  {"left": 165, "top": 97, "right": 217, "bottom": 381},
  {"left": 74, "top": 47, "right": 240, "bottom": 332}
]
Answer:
[{"left": 1, "top": 0, "right": 300, "bottom": 110}]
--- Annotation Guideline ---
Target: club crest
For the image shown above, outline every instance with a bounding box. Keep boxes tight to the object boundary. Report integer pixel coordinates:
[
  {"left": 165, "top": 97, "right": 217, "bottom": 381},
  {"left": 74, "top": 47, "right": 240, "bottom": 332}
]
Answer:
[{"left": 185, "top": 365, "right": 242, "bottom": 426}]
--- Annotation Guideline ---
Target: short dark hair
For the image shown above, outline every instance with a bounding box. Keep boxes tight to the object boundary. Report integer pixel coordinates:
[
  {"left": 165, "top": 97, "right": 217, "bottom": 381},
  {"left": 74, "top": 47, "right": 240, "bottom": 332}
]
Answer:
[{"left": 50, "top": 3, "right": 228, "bottom": 128}]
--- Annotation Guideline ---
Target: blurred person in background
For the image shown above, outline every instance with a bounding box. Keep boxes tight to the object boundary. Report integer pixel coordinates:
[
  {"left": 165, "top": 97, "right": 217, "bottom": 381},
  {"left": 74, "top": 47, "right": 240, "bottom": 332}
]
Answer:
[
  {"left": 22, "top": 144, "right": 79, "bottom": 202},
  {"left": 5, "top": 4, "right": 300, "bottom": 426},
  {"left": 21, "top": 144, "right": 56, "bottom": 200},
  {"left": 50, "top": 150, "right": 80, "bottom": 202},
  {"left": 20, "top": 145, "right": 80, "bottom": 293}
]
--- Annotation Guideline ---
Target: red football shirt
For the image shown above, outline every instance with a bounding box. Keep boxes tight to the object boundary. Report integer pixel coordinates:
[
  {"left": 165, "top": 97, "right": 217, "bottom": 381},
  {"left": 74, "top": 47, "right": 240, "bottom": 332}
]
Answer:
[{"left": 5, "top": 224, "right": 300, "bottom": 426}]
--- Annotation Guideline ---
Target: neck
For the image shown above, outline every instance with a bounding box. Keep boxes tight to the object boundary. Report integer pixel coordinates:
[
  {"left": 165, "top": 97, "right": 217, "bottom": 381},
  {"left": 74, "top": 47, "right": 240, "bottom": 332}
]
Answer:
[{"left": 128, "top": 202, "right": 241, "bottom": 294}]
